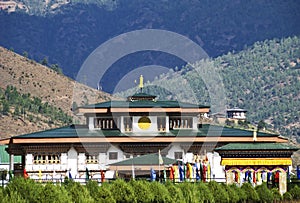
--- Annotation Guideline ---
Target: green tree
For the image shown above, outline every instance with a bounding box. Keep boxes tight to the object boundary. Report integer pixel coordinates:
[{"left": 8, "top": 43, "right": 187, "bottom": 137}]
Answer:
[
  {"left": 2, "top": 100, "right": 10, "bottom": 115},
  {"left": 51, "top": 64, "right": 63, "bottom": 75},
  {"left": 41, "top": 57, "right": 48, "bottom": 66},
  {"left": 23, "top": 51, "right": 28, "bottom": 58},
  {"left": 257, "top": 120, "right": 266, "bottom": 131}
]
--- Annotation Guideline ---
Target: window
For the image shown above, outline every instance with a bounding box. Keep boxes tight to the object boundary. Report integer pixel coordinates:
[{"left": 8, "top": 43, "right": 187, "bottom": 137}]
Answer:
[
  {"left": 174, "top": 152, "right": 183, "bottom": 159},
  {"left": 170, "top": 117, "right": 193, "bottom": 129},
  {"left": 123, "top": 117, "right": 132, "bottom": 132},
  {"left": 95, "top": 118, "right": 117, "bottom": 129},
  {"left": 86, "top": 155, "right": 98, "bottom": 164},
  {"left": 33, "top": 155, "right": 60, "bottom": 164},
  {"left": 109, "top": 152, "right": 118, "bottom": 160},
  {"left": 157, "top": 117, "right": 166, "bottom": 131}
]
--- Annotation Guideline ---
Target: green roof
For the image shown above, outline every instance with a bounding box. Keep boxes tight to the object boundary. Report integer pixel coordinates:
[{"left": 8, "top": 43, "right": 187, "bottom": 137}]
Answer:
[
  {"left": 130, "top": 93, "right": 156, "bottom": 98},
  {"left": 0, "top": 146, "right": 21, "bottom": 164},
  {"left": 14, "top": 124, "right": 279, "bottom": 139},
  {"left": 79, "top": 100, "right": 209, "bottom": 109},
  {"left": 109, "top": 153, "right": 181, "bottom": 166},
  {"left": 214, "top": 143, "right": 299, "bottom": 151}
]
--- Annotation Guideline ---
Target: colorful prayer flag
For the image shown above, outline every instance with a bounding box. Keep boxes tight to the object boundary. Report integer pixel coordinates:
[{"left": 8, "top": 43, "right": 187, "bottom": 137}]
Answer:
[
  {"left": 23, "top": 169, "right": 29, "bottom": 179},
  {"left": 150, "top": 168, "right": 156, "bottom": 181},
  {"left": 68, "top": 171, "right": 73, "bottom": 179},
  {"left": 85, "top": 168, "right": 90, "bottom": 181}
]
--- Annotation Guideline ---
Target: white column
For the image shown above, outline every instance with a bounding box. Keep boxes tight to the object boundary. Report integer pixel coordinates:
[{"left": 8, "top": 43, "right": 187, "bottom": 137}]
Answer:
[
  {"left": 88, "top": 117, "right": 94, "bottom": 130},
  {"left": 120, "top": 116, "right": 124, "bottom": 133},
  {"left": 165, "top": 116, "right": 169, "bottom": 132},
  {"left": 9, "top": 154, "right": 14, "bottom": 172},
  {"left": 193, "top": 117, "right": 198, "bottom": 130}
]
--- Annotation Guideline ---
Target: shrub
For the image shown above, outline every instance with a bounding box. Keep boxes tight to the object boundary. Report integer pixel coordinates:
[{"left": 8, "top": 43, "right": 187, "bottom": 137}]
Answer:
[
  {"left": 271, "top": 188, "right": 282, "bottom": 202},
  {"left": 39, "top": 183, "right": 72, "bottom": 203},
  {"left": 149, "top": 181, "right": 172, "bottom": 203},
  {"left": 64, "top": 180, "right": 94, "bottom": 203},
  {"left": 177, "top": 182, "right": 200, "bottom": 203},
  {"left": 241, "top": 182, "right": 260, "bottom": 202},
  {"left": 1, "top": 190, "right": 26, "bottom": 203},
  {"left": 255, "top": 183, "right": 273, "bottom": 203},
  {"left": 229, "top": 184, "right": 247, "bottom": 202},
  {"left": 283, "top": 191, "right": 293, "bottom": 201},
  {"left": 130, "top": 180, "right": 153, "bottom": 203},
  {"left": 197, "top": 182, "right": 215, "bottom": 203},
  {"left": 86, "top": 181, "right": 115, "bottom": 203},
  {"left": 4, "top": 177, "right": 42, "bottom": 203},
  {"left": 109, "top": 179, "right": 136, "bottom": 203},
  {"left": 165, "top": 181, "right": 185, "bottom": 203},
  {"left": 223, "top": 183, "right": 239, "bottom": 203},
  {"left": 207, "top": 181, "right": 229, "bottom": 203},
  {"left": 289, "top": 185, "right": 300, "bottom": 200}
]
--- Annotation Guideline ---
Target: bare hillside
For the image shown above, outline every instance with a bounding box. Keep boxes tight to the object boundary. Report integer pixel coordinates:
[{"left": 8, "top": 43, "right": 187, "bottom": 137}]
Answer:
[{"left": 0, "top": 46, "right": 112, "bottom": 138}]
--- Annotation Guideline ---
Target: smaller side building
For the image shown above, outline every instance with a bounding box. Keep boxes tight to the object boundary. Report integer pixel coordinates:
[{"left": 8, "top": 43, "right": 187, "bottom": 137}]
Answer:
[{"left": 215, "top": 142, "right": 299, "bottom": 195}]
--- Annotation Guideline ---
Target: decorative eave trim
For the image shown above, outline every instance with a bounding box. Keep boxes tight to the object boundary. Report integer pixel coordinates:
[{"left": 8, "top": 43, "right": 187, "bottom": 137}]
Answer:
[{"left": 221, "top": 158, "right": 292, "bottom": 166}]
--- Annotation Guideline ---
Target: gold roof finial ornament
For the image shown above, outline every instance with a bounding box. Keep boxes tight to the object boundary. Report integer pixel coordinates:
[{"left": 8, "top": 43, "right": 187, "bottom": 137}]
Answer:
[{"left": 139, "top": 75, "right": 144, "bottom": 92}]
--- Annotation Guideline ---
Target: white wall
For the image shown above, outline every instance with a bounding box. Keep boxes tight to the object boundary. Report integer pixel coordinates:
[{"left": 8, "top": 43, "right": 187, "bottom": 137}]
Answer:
[{"left": 67, "top": 147, "right": 78, "bottom": 177}]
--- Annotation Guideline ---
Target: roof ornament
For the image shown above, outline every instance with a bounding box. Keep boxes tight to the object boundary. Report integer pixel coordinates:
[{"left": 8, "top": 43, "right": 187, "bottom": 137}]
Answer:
[{"left": 139, "top": 75, "right": 144, "bottom": 93}]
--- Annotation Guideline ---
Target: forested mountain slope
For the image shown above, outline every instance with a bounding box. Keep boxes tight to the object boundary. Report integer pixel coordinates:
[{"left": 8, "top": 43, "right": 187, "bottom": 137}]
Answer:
[
  {"left": 1, "top": 0, "right": 299, "bottom": 92},
  {"left": 117, "top": 36, "right": 300, "bottom": 140}
]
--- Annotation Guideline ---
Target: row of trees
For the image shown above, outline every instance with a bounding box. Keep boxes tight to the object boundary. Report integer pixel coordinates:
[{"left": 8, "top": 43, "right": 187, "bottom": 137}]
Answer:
[
  {"left": 1, "top": 177, "right": 300, "bottom": 203},
  {"left": 0, "top": 85, "right": 72, "bottom": 125}
]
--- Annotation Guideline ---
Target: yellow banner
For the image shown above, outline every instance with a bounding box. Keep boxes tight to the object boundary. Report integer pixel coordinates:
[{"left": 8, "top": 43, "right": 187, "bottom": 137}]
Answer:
[{"left": 221, "top": 158, "right": 292, "bottom": 166}]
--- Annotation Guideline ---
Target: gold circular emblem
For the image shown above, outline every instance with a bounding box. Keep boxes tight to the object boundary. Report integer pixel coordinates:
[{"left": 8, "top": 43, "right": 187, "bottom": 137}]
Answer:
[{"left": 138, "top": 116, "right": 151, "bottom": 130}]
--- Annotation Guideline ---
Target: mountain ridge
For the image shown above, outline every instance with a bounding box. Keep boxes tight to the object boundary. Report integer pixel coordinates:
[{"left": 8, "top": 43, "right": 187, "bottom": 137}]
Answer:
[{"left": 1, "top": 0, "right": 300, "bottom": 92}]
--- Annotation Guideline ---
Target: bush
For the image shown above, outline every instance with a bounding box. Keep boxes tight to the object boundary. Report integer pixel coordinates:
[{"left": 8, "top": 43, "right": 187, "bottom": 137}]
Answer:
[
  {"left": 289, "top": 185, "right": 300, "bottom": 200},
  {"left": 271, "top": 188, "right": 282, "bottom": 202},
  {"left": 255, "top": 183, "right": 273, "bottom": 203},
  {"left": 223, "top": 183, "right": 239, "bottom": 203},
  {"left": 283, "top": 191, "right": 293, "bottom": 201},
  {"left": 229, "top": 184, "right": 247, "bottom": 202},
  {"left": 1, "top": 190, "right": 26, "bottom": 203},
  {"left": 149, "top": 181, "right": 172, "bottom": 203},
  {"left": 130, "top": 180, "right": 153, "bottom": 203},
  {"left": 39, "top": 183, "right": 72, "bottom": 203},
  {"left": 197, "top": 182, "right": 215, "bottom": 203},
  {"left": 109, "top": 179, "right": 136, "bottom": 203},
  {"left": 241, "top": 182, "right": 260, "bottom": 202},
  {"left": 207, "top": 181, "right": 229, "bottom": 203},
  {"left": 86, "top": 181, "right": 115, "bottom": 203},
  {"left": 165, "top": 181, "right": 185, "bottom": 203},
  {"left": 4, "top": 177, "right": 42, "bottom": 203},
  {"left": 177, "top": 182, "right": 200, "bottom": 203},
  {"left": 64, "top": 180, "right": 94, "bottom": 203}
]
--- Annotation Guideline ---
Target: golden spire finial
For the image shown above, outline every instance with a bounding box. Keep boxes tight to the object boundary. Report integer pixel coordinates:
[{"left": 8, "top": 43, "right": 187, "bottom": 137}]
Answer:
[{"left": 139, "top": 75, "right": 144, "bottom": 92}]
